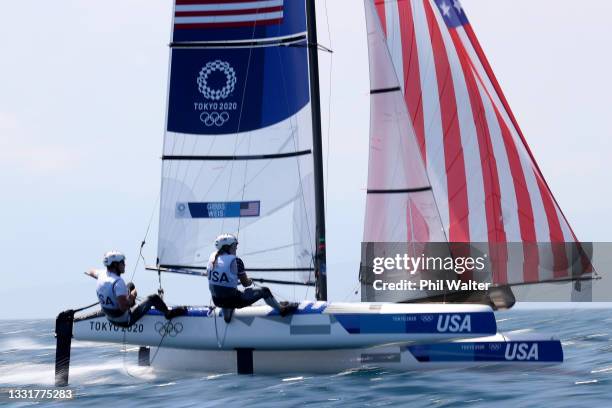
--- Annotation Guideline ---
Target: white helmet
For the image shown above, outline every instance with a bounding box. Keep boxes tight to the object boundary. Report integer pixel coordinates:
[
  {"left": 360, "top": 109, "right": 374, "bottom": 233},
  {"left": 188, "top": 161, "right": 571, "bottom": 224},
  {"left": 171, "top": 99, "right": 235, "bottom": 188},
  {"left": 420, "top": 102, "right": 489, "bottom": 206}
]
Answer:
[
  {"left": 214, "top": 233, "right": 238, "bottom": 250},
  {"left": 103, "top": 251, "right": 126, "bottom": 267}
]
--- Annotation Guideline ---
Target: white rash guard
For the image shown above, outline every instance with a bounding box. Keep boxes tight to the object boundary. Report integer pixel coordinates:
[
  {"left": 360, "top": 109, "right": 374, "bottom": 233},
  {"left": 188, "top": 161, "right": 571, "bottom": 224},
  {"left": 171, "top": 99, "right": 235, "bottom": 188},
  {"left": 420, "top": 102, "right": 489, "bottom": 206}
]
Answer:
[{"left": 96, "top": 270, "right": 129, "bottom": 321}]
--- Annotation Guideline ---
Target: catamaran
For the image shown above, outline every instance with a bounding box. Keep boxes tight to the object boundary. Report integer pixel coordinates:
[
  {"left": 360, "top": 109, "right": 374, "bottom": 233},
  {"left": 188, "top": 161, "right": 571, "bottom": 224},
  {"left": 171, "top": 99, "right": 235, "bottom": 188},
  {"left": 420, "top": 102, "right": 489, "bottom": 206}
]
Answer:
[{"left": 55, "top": 0, "right": 594, "bottom": 385}]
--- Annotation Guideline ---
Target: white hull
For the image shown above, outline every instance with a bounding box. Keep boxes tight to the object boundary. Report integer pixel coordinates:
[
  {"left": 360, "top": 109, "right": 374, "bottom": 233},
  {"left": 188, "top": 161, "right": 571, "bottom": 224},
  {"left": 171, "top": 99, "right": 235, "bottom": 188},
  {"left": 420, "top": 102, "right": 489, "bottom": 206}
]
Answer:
[
  {"left": 73, "top": 302, "right": 498, "bottom": 350},
  {"left": 68, "top": 302, "right": 562, "bottom": 374},
  {"left": 150, "top": 332, "right": 562, "bottom": 374}
]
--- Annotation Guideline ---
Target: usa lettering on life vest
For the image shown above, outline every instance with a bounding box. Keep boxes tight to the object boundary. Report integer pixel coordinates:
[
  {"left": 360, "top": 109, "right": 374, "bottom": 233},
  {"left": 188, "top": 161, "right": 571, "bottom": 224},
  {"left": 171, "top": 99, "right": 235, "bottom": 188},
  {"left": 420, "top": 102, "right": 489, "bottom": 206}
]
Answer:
[
  {"left": 436, "top": 314, "right": 472, "bottom": 332},
  {"left": 98, "top": 294, "right": 115, "bottom": 306},
  {"left": 209, "top": 270, "right": 230, "bottom": 283}
]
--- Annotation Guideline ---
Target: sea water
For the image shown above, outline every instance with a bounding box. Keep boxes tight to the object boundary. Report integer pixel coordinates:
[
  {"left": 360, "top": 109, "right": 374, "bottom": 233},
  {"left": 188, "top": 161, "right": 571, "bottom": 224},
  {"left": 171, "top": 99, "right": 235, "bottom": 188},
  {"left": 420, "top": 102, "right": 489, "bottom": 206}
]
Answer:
[{"left": 1, "top": 308, "right": 611, "bottom": 407}]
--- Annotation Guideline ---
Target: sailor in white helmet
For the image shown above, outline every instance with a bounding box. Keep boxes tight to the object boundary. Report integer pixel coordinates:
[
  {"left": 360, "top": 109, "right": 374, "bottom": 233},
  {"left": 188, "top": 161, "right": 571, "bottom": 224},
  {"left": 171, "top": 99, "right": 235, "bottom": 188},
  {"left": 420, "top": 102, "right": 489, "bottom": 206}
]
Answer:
[
  {"left": 86, "top": 251, "right": 187, "bottom": 327},
  {"left": 207, "top": 234, "right": 298, "bottom": 323}
]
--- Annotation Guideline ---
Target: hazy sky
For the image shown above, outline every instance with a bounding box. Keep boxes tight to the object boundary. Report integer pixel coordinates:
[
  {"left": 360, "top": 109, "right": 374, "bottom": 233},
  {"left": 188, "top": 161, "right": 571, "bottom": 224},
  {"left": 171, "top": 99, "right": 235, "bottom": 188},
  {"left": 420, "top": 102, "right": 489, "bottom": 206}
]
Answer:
[{"left": 1, "top": 1, "right": 610, "bottom": 319}]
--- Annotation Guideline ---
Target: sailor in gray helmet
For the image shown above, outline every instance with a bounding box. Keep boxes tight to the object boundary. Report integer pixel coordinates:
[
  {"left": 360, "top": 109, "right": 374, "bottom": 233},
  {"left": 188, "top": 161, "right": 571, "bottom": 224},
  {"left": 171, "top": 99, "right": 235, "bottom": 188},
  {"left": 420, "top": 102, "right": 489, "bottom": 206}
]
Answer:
[
  {"left": 207, "top": 234, "right": 297, "bottom": 323},
  {"left": 87, "top": 251, "right": 187, "bottom": 327}
]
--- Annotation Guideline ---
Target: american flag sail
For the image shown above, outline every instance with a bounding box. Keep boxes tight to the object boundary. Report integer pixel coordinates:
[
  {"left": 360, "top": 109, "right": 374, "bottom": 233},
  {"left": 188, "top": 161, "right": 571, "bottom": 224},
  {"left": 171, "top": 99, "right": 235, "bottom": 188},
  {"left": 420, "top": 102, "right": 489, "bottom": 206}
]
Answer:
[{"left": 363, "top": 0, "right": 590, "bottom": 288}]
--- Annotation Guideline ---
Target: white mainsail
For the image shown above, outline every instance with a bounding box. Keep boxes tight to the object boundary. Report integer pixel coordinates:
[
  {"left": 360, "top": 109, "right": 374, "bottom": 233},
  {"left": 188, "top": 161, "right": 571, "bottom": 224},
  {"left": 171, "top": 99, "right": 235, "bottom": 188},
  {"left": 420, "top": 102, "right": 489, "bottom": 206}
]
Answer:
[{"left": 157, "top": 0, "right": 317, "bottom": 288}]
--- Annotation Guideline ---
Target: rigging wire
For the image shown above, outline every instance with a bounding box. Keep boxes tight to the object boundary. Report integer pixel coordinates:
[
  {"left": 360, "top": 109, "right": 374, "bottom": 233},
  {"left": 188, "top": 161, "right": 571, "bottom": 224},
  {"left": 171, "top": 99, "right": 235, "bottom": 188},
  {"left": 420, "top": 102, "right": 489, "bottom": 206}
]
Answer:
[
  {"left": 222, "top": 18, "right": 259, "bottom": 239},
  {"left": 211, "top": 302, "right": 230, "bottom": 349},
  {"left": 148, "top": 326, "right": 170, "bottom": 366},
  {"left": 121, "top": 332, "right": 136, "bottom": 380},
  {"left": 323, "top": 0, "right": 333, "bottom": 218},
  {"left": 129, "top": 193, "right": 160, "bottom": 282},
  {"left": 121, "top": 317, "right": 175, "bottom": 376},
  {"left": 303, "top": 256, "right": 315, "bottom": 300},
  {"left": 120, "top": 193, "right": 162, "bottom": 378},
  {"left": 343, "top": 282, "right": 361, "bottom": 302},
  {"left": 274, "top": 45, "right": 312, "bottom": 302},
  {"left": 230, "top": 13, "right": 265, "bottom": 239}
]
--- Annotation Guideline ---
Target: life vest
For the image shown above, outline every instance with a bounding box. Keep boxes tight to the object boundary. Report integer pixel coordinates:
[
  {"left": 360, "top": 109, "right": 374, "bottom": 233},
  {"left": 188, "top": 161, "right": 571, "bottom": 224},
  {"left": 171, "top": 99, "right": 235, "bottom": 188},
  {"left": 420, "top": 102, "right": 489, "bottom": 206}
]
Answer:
[
  {"left": 96, "top": 270, "right": 128, "bottom": 319},
  {"left": 207, "top": 252, "right": 238, "bottom": 289}
]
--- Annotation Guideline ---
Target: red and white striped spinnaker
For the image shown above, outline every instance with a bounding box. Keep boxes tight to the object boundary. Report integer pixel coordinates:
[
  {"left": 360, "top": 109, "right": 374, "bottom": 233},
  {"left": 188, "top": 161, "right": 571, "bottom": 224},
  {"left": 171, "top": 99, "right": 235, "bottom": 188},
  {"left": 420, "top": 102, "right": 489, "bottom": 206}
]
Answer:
[{"left": 364, "top": 0, "right": 589, "bottom": 286}]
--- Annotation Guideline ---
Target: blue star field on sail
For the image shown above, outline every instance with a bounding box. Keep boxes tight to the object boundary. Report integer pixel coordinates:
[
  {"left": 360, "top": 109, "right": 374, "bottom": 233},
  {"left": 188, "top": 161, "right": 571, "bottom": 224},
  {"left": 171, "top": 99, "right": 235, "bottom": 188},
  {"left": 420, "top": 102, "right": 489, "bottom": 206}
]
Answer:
[{"left": 434, "top": 0, "right": 469, "bottom": 28}]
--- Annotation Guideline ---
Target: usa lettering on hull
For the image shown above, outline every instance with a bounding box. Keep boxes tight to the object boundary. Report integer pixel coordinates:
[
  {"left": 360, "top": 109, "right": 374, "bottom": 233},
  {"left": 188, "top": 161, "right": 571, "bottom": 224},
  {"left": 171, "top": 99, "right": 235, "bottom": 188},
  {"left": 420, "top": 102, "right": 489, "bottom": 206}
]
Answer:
[
  {"left": 505, "top": 343, "right": 539, "bottom": 361},
  {"left": 436, "top": 314, "right": 471, "bottom": 333},
  {"left": 407, "top": 339, "right": 561, "bottom": 363},
  {"left": 335, "top": 312, "right": 494, "bottom": 335}
]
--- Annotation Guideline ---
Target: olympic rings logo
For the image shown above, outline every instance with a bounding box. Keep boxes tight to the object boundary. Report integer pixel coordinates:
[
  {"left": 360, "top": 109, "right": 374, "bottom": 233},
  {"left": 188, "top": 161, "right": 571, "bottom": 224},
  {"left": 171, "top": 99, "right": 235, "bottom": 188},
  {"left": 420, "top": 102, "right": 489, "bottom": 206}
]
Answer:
[
  {"left": 197, "top": 60, "right": 236, "bottom": 101},
  {"left": 420, "top": 315, "right": 434, "bottom": 322},
  {"left": 200, "top": 111, "right": 230, "bottom": 127},
  {"left": 489, "top": 343, "right": 502, "bottom": 351},
  {"left": 155, "top": 321, "right": 183, "bottom": 337}
]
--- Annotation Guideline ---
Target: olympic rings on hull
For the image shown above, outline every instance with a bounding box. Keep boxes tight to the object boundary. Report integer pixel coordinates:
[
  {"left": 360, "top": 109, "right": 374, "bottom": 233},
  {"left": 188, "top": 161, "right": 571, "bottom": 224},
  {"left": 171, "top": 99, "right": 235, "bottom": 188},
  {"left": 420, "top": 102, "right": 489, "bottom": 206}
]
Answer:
[{"left": 154, "top": 321, "right": 183, "bottom": 337}]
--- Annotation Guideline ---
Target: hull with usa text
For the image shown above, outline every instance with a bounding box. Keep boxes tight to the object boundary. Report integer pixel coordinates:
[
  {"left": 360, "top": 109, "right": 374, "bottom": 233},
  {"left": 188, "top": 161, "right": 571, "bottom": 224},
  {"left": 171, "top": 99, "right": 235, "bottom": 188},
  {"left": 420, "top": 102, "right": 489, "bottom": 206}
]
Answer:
[
  {"left": 72, "top": 302, "right": 499, "bottom": 350},
  {"left": 146, "top": 332, "right": 563, "bottom": 374}
]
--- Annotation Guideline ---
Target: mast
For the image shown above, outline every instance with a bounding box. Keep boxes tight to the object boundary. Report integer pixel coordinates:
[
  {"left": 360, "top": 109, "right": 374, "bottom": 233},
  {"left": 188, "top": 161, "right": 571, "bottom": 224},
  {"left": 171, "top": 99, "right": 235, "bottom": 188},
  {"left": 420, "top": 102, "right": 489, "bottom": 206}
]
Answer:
[{"left": 306, "top": 0, "right": 327, "bottom": 301}]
